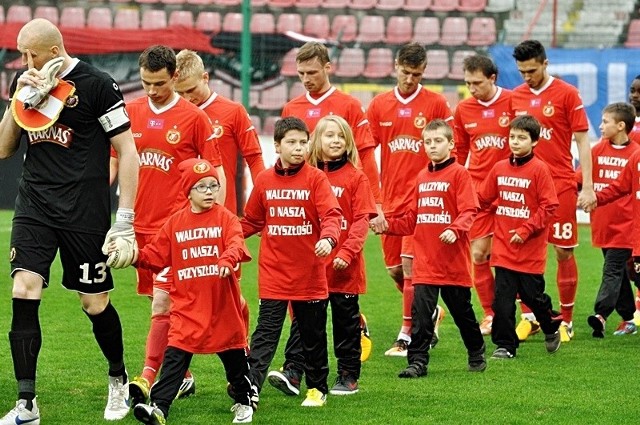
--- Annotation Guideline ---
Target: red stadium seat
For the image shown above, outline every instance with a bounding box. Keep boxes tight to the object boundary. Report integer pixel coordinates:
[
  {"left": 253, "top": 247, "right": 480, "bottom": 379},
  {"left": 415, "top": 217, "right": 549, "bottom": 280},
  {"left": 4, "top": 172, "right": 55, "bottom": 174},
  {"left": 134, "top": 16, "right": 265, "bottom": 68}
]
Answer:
[
  {"left": 269, "top": 0, "right": 296, "bottom": 7},
  {"left": 357, "top": 15, "right": 385, "bottom": 44},
  {"left": 448, "top": 49, "right": 475, "bottom": 80},
  {"left": 233, "top": 87, "right": 259, "bottom": 108},
  {"left": 195, "top": 11, "right": 221, "bottom": 33},
  {"left": 413, "top": 17, "right": 440, "bottom": 45},
  {"left": 440, "top": 17, "right": 468, "bottom": 46},
  {"left": 6, "top": 5, "right": 32, "bottom": 24},
  {"left": 281, "top": 48, "right": 299, "bottom": 77},
  {"left": 168, "top": 10, "right": 194, "bottom": 28},
  {"left": 135, "top": 0, "right": 160, "bottom": 6},
  {"left": 404, "top": 0, "right": 431, "bottom": 11},
  {"left": 257, "top": 82, "right": 288, "bottom": 110},
  {"left": 626, "top": 19, "right": 640, "bottom": 47},
  {"left": 349, "top": 0, "right": 377, "bottom": 10},
  {"left": 296, "top": 0, "right": 322, "bottom": 7},
  {"left": 87, "top": 7, "right": 112, "bottom": 29},
  {"left": 210, "top": 79, "right": 232, "bottom": 99},
  {"left": 215, "top": 0, "right": 242, "bottom": 5},
  {"left": 277, "top": 13, "right": 302, "bottom": 34},
  {"left": 114, "top": 9, "right": 140, "bottom": 30},
  {"left": 431, "top": 0, "right": 458, "bottom": 12},
  {"left": 0, "top": 6, "right": 4, "bottom": 24},
  {"left": 303, "top": 14, "right": 330, "bottom": 39},
  {"left": 334, "top": 47, "right": 366, "bottom": 78},
  {"left": 187, "top": 0, "right": 214, "bottom": 5},
  {"left": 222, "top": 13, "right": 243, "bottom": 32},
  {"left": 262, "top": 115, "right": 280, "bottom": 136},
  {"left": 485, "top": 0, "right": 514, "bottom": 12},
  {"left": 162, "top": 0, "right": 187, "bottom": 5},
  {"left": 376, "top": 0, "right": 404, "bottom": 11},
  {"left": 289, "top": 81, "right": 305, "bottom": 100},
  {"left": 385, "top": 16, "right": 413, "bottom": 45},
  {"left": 250, "top": 13, "right": 276, "bottom": 34},
  {"left": 331, "top": 15, "right": 358, "bottom": 43},
  {"left": 363, "top": 47, "right": 394, "bottom": 79},
  {"left": 34, "top": 6, "right": 59, "bottom": 25},
  {"left": 322, "top": 0, "right": 350, "bottom": 9},
  {"left": 458, "top": 0, "right": 487, "bottom": 12},
  {"left": 249, "top": 115, "right": 262, "bottom": 135},
  {"left": 423, "top": 50, "right": 449, "bottom": 80},
  {"left": 60, "top": 7, "right": 86, "bottom": 28},
  {"left": 141, "top": 10, "right": 167, "bottom": 30},
  {"left": 467, "top": 17, "right": 496, "bottom": 46},
  {"left": 251, "top": 0, "right": 268, "bottom": 6}
]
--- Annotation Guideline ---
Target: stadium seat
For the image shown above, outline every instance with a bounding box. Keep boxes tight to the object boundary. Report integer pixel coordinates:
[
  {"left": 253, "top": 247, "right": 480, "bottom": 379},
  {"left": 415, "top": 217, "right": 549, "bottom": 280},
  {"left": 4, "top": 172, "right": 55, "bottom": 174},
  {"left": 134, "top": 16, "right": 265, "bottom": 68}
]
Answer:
[
  {"left": 257, "top": 82, "right": 288, "bottom": 110},
  {"left": 357, "top": 15, "right": 385, "bottom": 44},
  {"left": 262, "top": 115, "right": 280, "bottom": 136},
  {"left": 222, "top": 12, "right": 243, "bottom": 32},
  {"left": 135, "top": 0, "right": 160, "bottom": 6},
  {"left": 431, "top": 0, "right": 458, "bottom": 12},
  {"left": 349, "top": 90, "right": 373, "bottom": 109},
  {"left": 349, "top": 0, "right": 377, "bottom": 10},
  {"left": 289, "top": 81, "right": 305, "bottom": 99},
  {"left": 413, "top": 17, "right": 440, "bottom": 45},
  {"left": 60, "top": 7, "right": 86, "bottom": 28},
  {"left": 141, "top": 9, "right": 167, "bottom": 30},
  {"left": 210, "top": 79, "right": 232, "bottom": 99},
  {"left": 269, "top": 0, "right": 296, "bottom": 6},
  {"left": 485, "top": 0, "right": 514, "bottom": 12},
  {"left": 385, "top": 16, "right": 413, "bottom": 45},
  {"left": 303, "top": 14, "right": 330, "bottom": 39},
  {"left": 281, "top": 48, "right": 299, "bottom": 77},
  {"left": 404, "top": 0, "right": 431, "bottom": 11},
  {"left": 442, "top": 90, "right": 460, "bottom": 111},
  {"left": 448, "top": 49, "right": 475, "bottom": 80},
  {"left": 423, "top": 50, "right": 449, "bottom": 80},
  {"left": 376, "top": 0, "right": 404, "bottom": 11},
  {"left": 363, "top": 47, "right": 394, "bottom": 79},
  {"left": 322, "top": 0, "right": 350, "bottom": 9},
  {"left": 625, "top": 19, "right": 640, "bottom": 47},
  {"left": 233, "top": 87, "right": 259, "bottom": 108},
  {"left": 277, "top": 13, "right": 302, "bottom": 34},
  {"left": 87, "top": 7, "right": 112, "bottom": 29},
  {"left": 331, "top": 15, "right": 358, "bottom": 43},
  {"left": 249, "top": 115, "right": 262, "bottom": 135},
  {"left": 187, "top": 0, "right": 214, "bottom": 5},
  {"left": 457, "top": 0, "right": 487, "bottom": 12},
  {"left": 195, "top": 11, "right": 221, "bottom": 33},
  {"left": 250, "top": 13, "right": 276, "bottom": 34},
  {"left": 6, "top": 5, "right": 32, "bottom": 24},
  {"left": 162, "top": 0, "right": 187, "bottom": 5},
  {"left": 439, "top": 17, "right": 468, "bottom": 46},
  {"left": 114, "top": 9, "right": 140, "bottom": 30},
  {"left": 0, "top": 6, "right": 4, "bottom": 24},
  {"left": 34, "top": 6, "right": 59, "bottom": 25},
  {"left": 168, "top": 10, "right": 194, "bottom": 28},
  {"left": 467, "top": 17, "right": 496, "bottom": 46},
  {"left": 334, "top": 48, "right": 366, "bottom": 78},
  {"left": 215, "top": 0, "right": 242, "bottom": 5},
  {"left": 296, "top": 0, "right": 322, "bottom": 7}
]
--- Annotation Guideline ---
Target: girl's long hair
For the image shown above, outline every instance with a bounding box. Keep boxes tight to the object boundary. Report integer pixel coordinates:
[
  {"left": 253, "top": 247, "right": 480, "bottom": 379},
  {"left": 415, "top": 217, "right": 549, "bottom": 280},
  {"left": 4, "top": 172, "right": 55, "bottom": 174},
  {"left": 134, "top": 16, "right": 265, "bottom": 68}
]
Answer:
[{"left": 308, "top": 115, "right": 359, "bottom": 167}]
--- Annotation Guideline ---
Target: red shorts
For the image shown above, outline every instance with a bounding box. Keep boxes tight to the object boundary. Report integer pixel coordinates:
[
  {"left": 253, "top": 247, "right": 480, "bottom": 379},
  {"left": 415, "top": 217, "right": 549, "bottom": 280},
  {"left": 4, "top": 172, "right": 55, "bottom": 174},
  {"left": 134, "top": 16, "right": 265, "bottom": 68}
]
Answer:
[
  {"left": 381, "top": 234, "right": 414, "bottom": 268},
  {"left": 547, "top": 189, "right": 578, "bottom": 248},
  {"left": 470, "top": 209, "right": 494, "bottom": 241},
  {"left": 135, "top": 233, "right": 173, "bottom": 296}
]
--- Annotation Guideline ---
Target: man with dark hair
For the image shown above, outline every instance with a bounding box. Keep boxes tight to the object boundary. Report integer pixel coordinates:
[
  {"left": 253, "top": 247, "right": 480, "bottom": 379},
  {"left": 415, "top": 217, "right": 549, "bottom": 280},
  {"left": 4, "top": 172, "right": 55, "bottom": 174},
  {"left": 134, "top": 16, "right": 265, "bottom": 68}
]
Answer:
[
  {"left": 511, "top": 39, "right": 596, "bottom": 342},
  {"left": 0, "top": 18, "right": 139, "bottom": 423}
]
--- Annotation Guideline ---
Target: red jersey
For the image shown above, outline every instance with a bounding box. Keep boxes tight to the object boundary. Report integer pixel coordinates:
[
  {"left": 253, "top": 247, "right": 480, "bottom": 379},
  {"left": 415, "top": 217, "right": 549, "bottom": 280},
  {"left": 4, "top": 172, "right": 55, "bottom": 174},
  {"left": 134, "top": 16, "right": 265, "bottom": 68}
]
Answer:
[
  {"left": 386, "top": 159, "right": 478, "bottom": 287},
  {"left": 367, "top": 85, "right": 453, "bottom": 216},
  {"left": 477, "top": 155, "right": 559, "bottom": 274},
  {"left": 241, "top": 161, "right": 342, "bottom": 300},
  {"left": 318, "top": 159, "right": 377, "bottom": 294},
  {"left": 199, "top": 92, "right": 264, "bottom": 214},
  {"left": 511, "top": 77, "right": 589, "bottom": 195},
  {"left": 127, "top": 95, "right": 221, "bottom": 234},
  {"left": 136, "top": 205, "right": 251, "bottom": 354},
  {"left": 596, "top": 149, "right": 640, "bottom": 255},
  {"left": 578, "top": 140, "right": 639, "bottom": 248},
  {"left": 630, "top": 117, "right": 640, "bottom": 144},
  {"left": 454, "top": 87, "right": 513, "bottom": 185}
]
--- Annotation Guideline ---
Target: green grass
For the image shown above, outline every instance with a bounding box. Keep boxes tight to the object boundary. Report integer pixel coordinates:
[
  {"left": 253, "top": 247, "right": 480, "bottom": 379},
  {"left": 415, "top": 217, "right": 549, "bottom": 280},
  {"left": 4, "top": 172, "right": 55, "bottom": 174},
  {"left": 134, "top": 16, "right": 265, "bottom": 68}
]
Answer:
[{"left": 0, "top": 210, "right": 635, "bottom": 424}]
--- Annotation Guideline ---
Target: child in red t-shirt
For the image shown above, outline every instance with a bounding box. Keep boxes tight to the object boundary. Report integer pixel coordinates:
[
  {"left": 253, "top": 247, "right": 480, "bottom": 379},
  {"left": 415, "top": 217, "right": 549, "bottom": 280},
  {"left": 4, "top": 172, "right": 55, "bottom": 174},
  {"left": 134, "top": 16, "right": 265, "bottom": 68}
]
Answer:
[
  {"left": 376, "top": 119, "right": 486, "bottom": 378},
  {"left": 241, "top": 117, "right": 342, "bottom": 408},
  {"left": 109, "top": 158, "right": 253, "bottom": 424},
  {"left": 477, "top": 115, "right": 562, "bottom": 359}
]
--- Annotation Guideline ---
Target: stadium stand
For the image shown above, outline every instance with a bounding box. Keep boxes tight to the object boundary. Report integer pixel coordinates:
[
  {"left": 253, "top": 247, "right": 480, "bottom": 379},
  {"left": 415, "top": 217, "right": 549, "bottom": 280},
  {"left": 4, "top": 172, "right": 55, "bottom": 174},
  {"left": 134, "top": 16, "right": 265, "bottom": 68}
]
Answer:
[
  {"left": 331, "top": 14, "right": 358, "bottom": 43},
  {"left": 467, "top": 16, "right": 497, "bottom": 46},
  {"left": 484, "top": 0, "right": 514, "bottom": 12},
  {"left": 626, "top": 19, "right": 640, "bottom": 47},
  {"left": 350, "top": 90, "right": 374, "bottom": 108},
  {"left": 60, "top": 7, "right": 86, "bottom": 28},
  {"left": 87, "top": 7, "right": 112, "bottom": 29},
  {"left": 295, "top": 0, "right": 323, "bottom": 7},
  {"left": 280, "top": 48, "right": 299, "bottom": 77},
  {"left": 423, "top": 49, "right": 449, "bottom": 80},
  {"left": 250, "top": 13, "right": 276, "bottom": 34},
  {"left": 114, "top": 9, "right": 140, "bottom": 30},
  {"left": 349, "top": 0, "right": 377, "bottom": 10},
  {"left": 458, "top": 0, "right": 487, "bottom": 12},
  {"left": 448, "top": 49, "right": 475, "bottom": 80},
  {"left": 404, "top": 0, "right": 431, "bottom": 11},
  {"left": 363, "top": 47, "right": 394, "bottom": 79},
  {"left": 215, "top": 0, "right": 242, "bottom": 6},
  {"left": 6, "top": 5, "right": 32, "bottom": 24},
  {"left": 288, "top": 81, "right": 305, "bottom": 99},
  {"left": 303, "top": 14, "right": 330, "bottom": 39},
  {"left": 430, "top": 0, "right": 458, "bottom": 12},
  {"left": 257, "top": 81, "right": 288, "bottom": 109},
  {"left": 269, "top": 0, "right": 296, "bottom": 7},
  {"left": 377, "top": 0, "right": 404, "bottom": 11},
  {"left": 321, "top": 0, "right": 350, "bottom": 9},
  {"left": 168, "top": 10, "right": 194, "bottom": 28},
  {"left": 195, "top": 11, "right": 221, "bottom": 33},
  {"left": 335, "top": 47, "right": 366, "bottom": 78},
  {"left": 413, "top": 16, "right": 440, "bottom": 45},
  {"left": 211, "top": 79, "right": 233, "bottom": 99},
  {"left": 141, "top": 9, "right": 168, "bottom": 30},
  {"left": 385, "top": 16, "right": 413, "bottom": 45},
  {"left": 222, "top": 12, "right": 243, "bottom": 32},
  {"left": 357, "top": 15, "right": 385, "bottom": 44},
  {"left": 276, "top": 13, "right": 302, "bottom": 34},
  {"left": 440, "top": 16, "right": 469, "bottom": 46},
  {"left": 33, "top": 6, "right": 59, "bottom": 25},
  {"left": 262, "top": 115, "right": 280, "bottom": 136}
]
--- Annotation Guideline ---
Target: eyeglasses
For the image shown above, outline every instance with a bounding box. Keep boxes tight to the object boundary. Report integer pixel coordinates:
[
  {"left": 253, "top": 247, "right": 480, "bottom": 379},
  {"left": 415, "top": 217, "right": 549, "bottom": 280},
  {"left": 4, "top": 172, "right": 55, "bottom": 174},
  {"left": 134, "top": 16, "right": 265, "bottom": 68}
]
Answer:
[{"left": 192, "top": 183, "right": 220, "bottom": 193}]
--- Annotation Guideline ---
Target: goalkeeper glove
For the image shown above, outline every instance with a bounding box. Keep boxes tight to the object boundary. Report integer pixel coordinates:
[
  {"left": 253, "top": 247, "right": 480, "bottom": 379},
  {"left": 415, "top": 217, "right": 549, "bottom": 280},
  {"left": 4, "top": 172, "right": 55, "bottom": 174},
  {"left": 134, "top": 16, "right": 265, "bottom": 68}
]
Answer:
[
  {"left": 634, "top": 257, "right": 640, "bottom": 274},
  {"left": 106, "top": 237, "right": 138, "bottom": 269},
  {"left": 102, "top": 208, "right": 135, "bottom": 255},
  {"left": 23, "top": 57, "right": 64, "bottom": 109}
]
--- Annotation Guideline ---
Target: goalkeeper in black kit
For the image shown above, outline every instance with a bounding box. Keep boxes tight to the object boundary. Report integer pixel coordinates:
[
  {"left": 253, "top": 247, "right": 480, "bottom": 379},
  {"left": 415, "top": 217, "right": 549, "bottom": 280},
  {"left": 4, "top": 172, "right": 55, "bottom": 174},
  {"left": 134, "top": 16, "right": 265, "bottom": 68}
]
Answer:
[{"left": 0, "top": 18, "right": 139, "bottom": 424}]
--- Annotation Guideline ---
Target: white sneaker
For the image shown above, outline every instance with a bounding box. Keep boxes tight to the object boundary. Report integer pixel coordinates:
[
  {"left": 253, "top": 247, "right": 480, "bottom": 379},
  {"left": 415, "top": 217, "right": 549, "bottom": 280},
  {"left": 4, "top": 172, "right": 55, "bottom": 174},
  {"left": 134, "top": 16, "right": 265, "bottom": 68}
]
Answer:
[
  {"left": 104, "top": 376, "right": 130, "bottom": 420},
  {"left": 231, "top": 403, "right": 253, "bottom": 423},
  {"left": 175, "top": 374, "right": 196, "bottom": 399},
  {"left": 0, "top": 398, "right": 40, "bottom": 425}
]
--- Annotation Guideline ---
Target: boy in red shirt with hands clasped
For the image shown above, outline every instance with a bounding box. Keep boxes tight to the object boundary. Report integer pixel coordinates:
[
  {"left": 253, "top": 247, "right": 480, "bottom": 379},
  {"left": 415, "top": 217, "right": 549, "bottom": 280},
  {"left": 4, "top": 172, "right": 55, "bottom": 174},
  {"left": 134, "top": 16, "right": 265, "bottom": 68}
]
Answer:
[
  {"left": 477, "top": 115, "right": 562, "bottom": 360},
  {"left": 374, "top": 119, "right": 486, "bottom": 378}
]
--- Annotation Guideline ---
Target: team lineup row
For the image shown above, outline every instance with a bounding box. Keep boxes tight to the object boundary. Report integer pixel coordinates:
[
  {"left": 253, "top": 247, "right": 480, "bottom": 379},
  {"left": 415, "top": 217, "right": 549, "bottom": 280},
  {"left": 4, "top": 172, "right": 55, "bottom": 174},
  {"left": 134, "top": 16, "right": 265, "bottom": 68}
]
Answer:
[{"left": 2, "top": 16, "right": 640, "bottom": 425}]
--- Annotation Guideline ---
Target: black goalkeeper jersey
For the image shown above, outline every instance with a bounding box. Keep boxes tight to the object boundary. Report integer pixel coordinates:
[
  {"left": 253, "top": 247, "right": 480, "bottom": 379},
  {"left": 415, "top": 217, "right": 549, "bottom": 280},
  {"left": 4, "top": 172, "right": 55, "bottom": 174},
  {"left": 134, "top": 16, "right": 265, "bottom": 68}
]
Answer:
[{"left": 10, "top": 59, "right": 131, "bottom": 234}]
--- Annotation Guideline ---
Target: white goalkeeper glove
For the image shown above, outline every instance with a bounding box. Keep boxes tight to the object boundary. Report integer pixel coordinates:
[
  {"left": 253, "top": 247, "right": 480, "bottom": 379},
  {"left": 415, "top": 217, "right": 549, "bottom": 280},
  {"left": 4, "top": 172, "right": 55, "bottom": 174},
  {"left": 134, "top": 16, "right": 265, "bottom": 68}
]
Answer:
[
  {"left": 102, "top": 208, "right": 135, "bottom": 255},
  {"left": 23, "top": 57, "right": 64, "bottom": 109},
  {"left": 106, "top": 237, "right": 138, "bottom": 269}
]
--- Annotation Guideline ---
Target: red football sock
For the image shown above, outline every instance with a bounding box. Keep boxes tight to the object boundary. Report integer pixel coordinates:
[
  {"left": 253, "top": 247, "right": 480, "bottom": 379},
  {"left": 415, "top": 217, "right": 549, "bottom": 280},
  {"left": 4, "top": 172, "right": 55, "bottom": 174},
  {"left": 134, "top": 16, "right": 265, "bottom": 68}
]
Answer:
[
  {"left": 557, "top": 256, "right": 578, "bottom": 323},
  {"left": 636, "top": 290, "right": 640, "bottom": 311},
  {"left": 141, "top": 313, "right": 170, "bottom": 383},
  {"left": 473, "top": 262, "right": 495, "bottom": 317},
  {"left": 400, "top": 278, "right": 414, "bottom": 337}
]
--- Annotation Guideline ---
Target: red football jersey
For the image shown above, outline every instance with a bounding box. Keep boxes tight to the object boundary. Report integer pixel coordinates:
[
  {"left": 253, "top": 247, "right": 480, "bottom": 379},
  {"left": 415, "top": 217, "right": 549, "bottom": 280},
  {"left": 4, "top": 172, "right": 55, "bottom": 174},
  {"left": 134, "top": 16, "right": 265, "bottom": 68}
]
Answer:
[
  {"left": 630, "top": 117, "right": 640, "bottom": 144},
  {"left": 511, "top": 77, "right": 589, "bottom": 194},
  {"left": 199, "top": 92, "right": 264, "bottom": 213},
  {"left": 367, "top": 86, "right": 453, "bottom": 216},
  {"left": 454, "top": 87, "right": 513, "bottom": 185},
  {"left": 477, "top": 156, "right": 559, "bottom": 274},
  {"left": 386, "top": 160, "right": 478, "bottom": 287},
  {"left": 127, "top": 95, "right": 221, "bottom": 234},
  {"left": 320, "top": 160, "right": 377, "bottom": 294},
  {"left": 579, "top": 141, "right": 639, "bottom": 248},
  {"left": 241, "top": 161, "right": 342, "bottom": 300},
  {"left": 136, "top": 205, "right": 251, "bottom": 354}
]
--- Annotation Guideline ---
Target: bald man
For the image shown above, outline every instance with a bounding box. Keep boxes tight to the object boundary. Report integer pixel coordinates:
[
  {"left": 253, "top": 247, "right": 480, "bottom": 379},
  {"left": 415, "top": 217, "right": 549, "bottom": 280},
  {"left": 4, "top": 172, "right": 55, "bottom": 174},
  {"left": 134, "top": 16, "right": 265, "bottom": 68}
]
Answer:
[{"left": 0, "top": 19, "right": 138, "bottom": 423}]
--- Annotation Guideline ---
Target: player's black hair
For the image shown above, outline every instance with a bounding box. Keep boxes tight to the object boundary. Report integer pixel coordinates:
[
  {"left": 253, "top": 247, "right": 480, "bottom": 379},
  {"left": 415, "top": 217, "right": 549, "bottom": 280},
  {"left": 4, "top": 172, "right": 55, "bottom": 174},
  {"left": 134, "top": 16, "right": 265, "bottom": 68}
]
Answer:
[
  {"left": 510, "top": 115, "right": 541, "bottom": 142},
  {"left": 274, "top": 117, "right": 309, "bottom": 143},
  {"left": 463, "top": 54, "right": 499, "bottom": 79},
  {"left": 513, "top": 40, "right": 547, "bottom": 63},
  {"left": 603, "top": 102, "right": 637, "bottom": 135},
  {"left": 139, "top": 45, "right": 177, "bottom": 76},
  {"left": 396, "top": 42, "right": 427, "bottom": 68}
]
